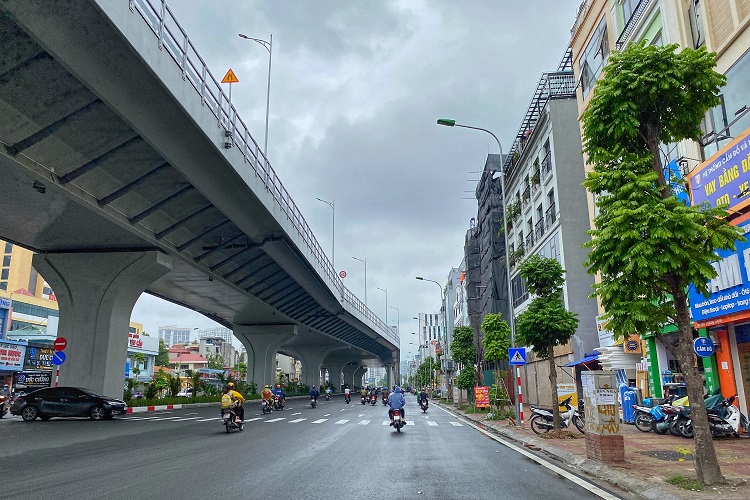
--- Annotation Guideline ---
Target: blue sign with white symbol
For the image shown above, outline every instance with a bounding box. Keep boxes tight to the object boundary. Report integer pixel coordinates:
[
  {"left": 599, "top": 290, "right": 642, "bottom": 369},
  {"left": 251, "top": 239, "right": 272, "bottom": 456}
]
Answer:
[
  {"left": 693, "top": 337, "right": 715, "bottom": 358},
  {"left": 508, "top": 347, "right": 527, "bottom": 365},
  {"left": 52, "top": 351, "right": 66, "bottom": 365}
]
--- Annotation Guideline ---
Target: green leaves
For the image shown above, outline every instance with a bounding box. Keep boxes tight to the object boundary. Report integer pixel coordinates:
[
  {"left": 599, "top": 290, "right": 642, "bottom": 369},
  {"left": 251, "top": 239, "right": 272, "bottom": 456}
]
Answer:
[
  {"left": 481, "top": 313, "right": 511, "bottom": 362},
  {"left": 451, "top": 326, "right": 476, "bottom": 366}
]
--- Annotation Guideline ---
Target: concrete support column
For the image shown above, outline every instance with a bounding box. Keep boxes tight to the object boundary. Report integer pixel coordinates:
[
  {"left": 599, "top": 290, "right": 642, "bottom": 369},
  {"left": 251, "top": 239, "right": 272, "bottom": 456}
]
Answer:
[
  {"left": 32, "top": 251, "right": 172, "bottom": 397},
  {"left": 323, "top": 355, "right": 353, "bottom": 390},
  {"left": 342, "top": 363, "right": 358, "bottom": 389},
  {"left": 354, "top": 366, "right": 367, "bottom": 388},
  {"left": 234, "top": 325, "right": 296, "bottom": 388},
  {"left": 291, "top": 346, "right": 340, "bottom": 390},
  {"left": 385, "top": 363, "right": 394, "bottom": 388}
]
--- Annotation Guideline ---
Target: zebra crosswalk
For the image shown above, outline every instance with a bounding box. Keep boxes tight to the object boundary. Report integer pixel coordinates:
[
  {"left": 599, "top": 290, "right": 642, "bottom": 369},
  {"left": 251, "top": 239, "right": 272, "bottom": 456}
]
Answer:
[{"left": 118, "top": 412, "right": 465, "bottom": 428}]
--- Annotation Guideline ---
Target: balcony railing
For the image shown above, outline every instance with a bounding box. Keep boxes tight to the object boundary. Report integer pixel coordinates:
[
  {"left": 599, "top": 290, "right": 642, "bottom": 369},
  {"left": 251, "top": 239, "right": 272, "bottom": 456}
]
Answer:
[
  {"left": 535, "top": 219, "right": 545, "bottom": 240},
  {"left": 525, "top": 233, "right": 535, "bottom": 250},
  {"left": 541, "top": 153, "right": 552, "bottom": 178},
  {"left": 545, "top": 204, "right": 557, "bottom": 227},
  {"left": 522, "top": 187, "right": 531, "bottom": 210}
]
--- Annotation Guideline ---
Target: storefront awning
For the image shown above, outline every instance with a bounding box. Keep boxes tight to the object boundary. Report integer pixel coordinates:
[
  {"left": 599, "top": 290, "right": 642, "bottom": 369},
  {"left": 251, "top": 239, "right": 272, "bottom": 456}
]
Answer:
[{"left": 564, "top": 352, "right": 600, "bottom": 367}]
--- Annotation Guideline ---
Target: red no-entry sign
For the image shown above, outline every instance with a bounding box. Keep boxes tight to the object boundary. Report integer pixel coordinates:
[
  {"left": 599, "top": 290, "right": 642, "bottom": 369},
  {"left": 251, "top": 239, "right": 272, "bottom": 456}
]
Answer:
[{"left": 53, "top": 337, "right": 68, "bottom": 351}]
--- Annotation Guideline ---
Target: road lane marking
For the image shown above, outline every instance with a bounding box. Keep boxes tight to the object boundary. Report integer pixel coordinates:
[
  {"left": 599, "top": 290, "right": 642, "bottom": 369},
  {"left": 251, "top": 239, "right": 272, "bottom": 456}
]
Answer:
[
  {"left": 382, "top": 421, "right": 391, "bottom": 426},
  {"left": 324, "top": 414, "right": 331, "bottom": 417},
  {"left": 358, "top": 414, "right": 365, "bottom": 417},
  {"left": 449, "top": 422, "right": 463, "bottom": 426},
  {"left": 197, "top": 418, "right": 220, "bottom": 422},
  {"left": 151, "top": 416, "right": 183, "bottom": 421},
  {"left": 340, "top": 409, "right": 347, "bottom": 411},
  {"left": 358, "top": 420, "right": 370, "bottom": 425},
  {"left": 292, "top": 412, "right": 301, "bottom": 416},
  {"left": 311, "top": 419, "right": 328, "bottom": 424},
  {"left": 427, "top": 421, "right": 439, "bottom": 426},
  {"left": 335, "top": 419, "right": 348, "bottom": 424},
  {"left": 172, "top": 417, "right": 202, "bottom": 421},
  {"left": 406, "top": 421, "right": 415, "bottom": 426},
  {"left": 289, "top": 418, "right": 307, "bottom": 423},
  {"left": 183, "top": 412, "right": 199, "bottom": 415},
  {"left": 246, "top": 417, "right": 264, "bottom": 422},
  {"left": 265, "top": 418, "right": 286, "bottom": 423}
]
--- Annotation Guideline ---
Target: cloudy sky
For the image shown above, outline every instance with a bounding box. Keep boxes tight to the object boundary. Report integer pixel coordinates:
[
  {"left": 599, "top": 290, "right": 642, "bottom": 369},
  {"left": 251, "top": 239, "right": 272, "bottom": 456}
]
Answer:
[{"left": 132, "top": 0, "right": 582, "bottom": 359}]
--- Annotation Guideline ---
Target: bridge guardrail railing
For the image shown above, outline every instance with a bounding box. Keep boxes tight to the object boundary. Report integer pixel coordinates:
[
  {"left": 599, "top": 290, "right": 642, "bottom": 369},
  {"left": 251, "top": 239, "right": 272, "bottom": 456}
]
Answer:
[{"left": 129, "top": 0, "right": 397, "bottom": 346}]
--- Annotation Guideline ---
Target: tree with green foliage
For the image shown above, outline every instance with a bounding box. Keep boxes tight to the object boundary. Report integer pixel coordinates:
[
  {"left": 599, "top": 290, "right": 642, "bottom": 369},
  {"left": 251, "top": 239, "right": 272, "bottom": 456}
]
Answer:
[
  {"left": 235, "top": 362, "right": 247, "bottom": 381},
  {"left": 481, "top": 313, "right": 511, "bottom": 384},
  {"left": 515, "top": 255, "right": 578, "bottom": 432},
  {"left": 167, "top": 373, "right": 181, "bottom": 397},
  {"left": 416, "top": 357, "right": 437, "bottom": 389},
  {"left": 155, "top": 338, "right": 170, "bottom": 367},
  {"left": 207, "top": 354, "right": 225, "bottom": 370},
  {"left": 581, "top": 42, "right": 739, "bottom": 485},
  {"left": 130, "top": 352, "right": 145, "bottom": 381},
  {"left": 455, "top": 367, "right": 476, "bottom": 398},
  {"left": 185, "top": 370, "right": 203, "bottom": 400},
  {"left": 451, "top": 326, "right": 476, "bottom": 403}
]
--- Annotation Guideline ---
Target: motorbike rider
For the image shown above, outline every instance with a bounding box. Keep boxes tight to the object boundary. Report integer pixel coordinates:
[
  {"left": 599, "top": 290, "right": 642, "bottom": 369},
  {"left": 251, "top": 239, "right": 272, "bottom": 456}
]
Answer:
[
  {"left": 221, "top": 385, "right": 245, "bottom": 422},
  {"left": 261, "top": 384, "right": 273, "bottom": 406},
  {"left": 344, "top": 387, "right": 351, "bottom": 402},
  {"left": 273, "top": 384, "right": 287, "bottom": 408},
  {"left": 325, "top": 386, "right": 332, "bottom": 399},
  {"left": 388, "top": 386, "right": 406, "bottom": 425},
  {"left": 419, "top": 387, "right": 429, "bottom": 405},
  {"left": 310, "top": 385, "right": 320, "bottom": 402}
]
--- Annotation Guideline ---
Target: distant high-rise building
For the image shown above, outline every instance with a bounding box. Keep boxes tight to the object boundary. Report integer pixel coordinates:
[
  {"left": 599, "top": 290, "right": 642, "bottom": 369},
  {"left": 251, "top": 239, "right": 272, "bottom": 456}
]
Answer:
[
  {"left": 158, "top": 325, "right": 192, "bottom": 346},
  {"left": 196, "top": 327, "right": 232, "bottom": 343}
]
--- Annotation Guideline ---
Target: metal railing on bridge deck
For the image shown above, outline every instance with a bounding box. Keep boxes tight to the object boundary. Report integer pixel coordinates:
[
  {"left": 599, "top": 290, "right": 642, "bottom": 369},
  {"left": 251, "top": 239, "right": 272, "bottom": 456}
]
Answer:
[{"left": 128, "top": 0, "right": 397, "bottom": 346}]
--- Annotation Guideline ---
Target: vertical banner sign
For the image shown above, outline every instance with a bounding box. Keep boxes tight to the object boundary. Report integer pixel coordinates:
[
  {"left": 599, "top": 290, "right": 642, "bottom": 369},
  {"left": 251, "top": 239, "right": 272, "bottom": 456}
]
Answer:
[{"left": 474, "top": 386, "right": 490, "bottom": 408}]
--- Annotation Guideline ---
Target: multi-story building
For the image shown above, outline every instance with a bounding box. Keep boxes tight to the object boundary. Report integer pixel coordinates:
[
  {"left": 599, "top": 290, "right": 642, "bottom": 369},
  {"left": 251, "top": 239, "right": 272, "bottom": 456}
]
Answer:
[
  {"left": 196, "top": 327, "right": 233, "bottom": 343},
  {"left": 501, "top": 52, "right": 599, "bottom": 405},
  {"left": 416, "top": 313, "right": 441, "bottom": 364},
  {"left": 198, "top": 336, "right": 237, "bottom": 368},
  {"left": 158, "top": 325, "right": 193, "bottom": 347}
]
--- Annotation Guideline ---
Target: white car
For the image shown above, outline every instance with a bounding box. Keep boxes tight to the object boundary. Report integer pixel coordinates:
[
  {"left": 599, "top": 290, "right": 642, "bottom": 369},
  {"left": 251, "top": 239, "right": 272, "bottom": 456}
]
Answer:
[{"left": 176, "top": 388, "right": 193, "bottom": 397}]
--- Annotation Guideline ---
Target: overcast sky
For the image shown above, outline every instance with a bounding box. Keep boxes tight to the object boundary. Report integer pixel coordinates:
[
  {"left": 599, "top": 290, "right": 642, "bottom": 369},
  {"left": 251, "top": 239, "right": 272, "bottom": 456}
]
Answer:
[{"left": 131, "top": 0, "right": 582, "bottom": 359}]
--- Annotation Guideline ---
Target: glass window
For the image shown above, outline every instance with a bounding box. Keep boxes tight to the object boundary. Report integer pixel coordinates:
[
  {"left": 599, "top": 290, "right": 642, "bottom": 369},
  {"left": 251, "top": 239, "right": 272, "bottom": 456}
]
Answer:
[
  {"left": 3, "top": 242, "right": 11, "bottom": 254},
  {"left": 579, "top": 16, "right": 609, "bottom": 98},
  {"left": 688, "top": 0, "right": 705, "bottom": 49},
  {"left": 2, "top": 256, "right": 9, "bottom": 266},
  {"left": 622, "top": 0, "right": 640, "bottom": 26},
  {"left": 1, "top": 269, "right": 8, "bottom": 280},
  {"left": 0, "top": 282, "right": 6, "bottom": 291}
]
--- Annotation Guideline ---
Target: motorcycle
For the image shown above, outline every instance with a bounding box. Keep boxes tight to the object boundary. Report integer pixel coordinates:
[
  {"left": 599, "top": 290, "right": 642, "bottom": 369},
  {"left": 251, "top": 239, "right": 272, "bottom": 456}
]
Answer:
[
  {"left": 0, "top": 395, "right": 7, "bottom": 418},
  {"left": 529, "top": 396, "right": 585, "bottom": 435},
  {"left": 325, "top": 392, "right": 330, "bottom": 401},
  {"left": 681, "top": 395, "right": 749, "bottom": 439},
  {"left": 391, "top": 408, "right": 405, "bottom": 433},
  {"left": 345, "top": 393, "right": 351, "bottom": 404},
  {"left": 222, "top": 407, "right": 243, "bottom": 433},
  {"left": 382, "top": 394, "right": 388, "bottom": 406},
  {"left": 419, "top": 398, "right": 429, "bottom": 413},
  {"left": 370, "top": 394, "right": 377, "bottom": 405},
  {"left": 632, "top": 395, "right": 677, "bottom": 433},
  {"left": 261, "top": 398, "right": 272, "bottom": 414},
  {"left": 361, "top": 395, "right": 367, "bottom": 405},
  {"left": 310, "top": 396, "right": 317, "bottom": 408},
  {"left": 273, "top": 395, "right": 284, "bottom": 411}
]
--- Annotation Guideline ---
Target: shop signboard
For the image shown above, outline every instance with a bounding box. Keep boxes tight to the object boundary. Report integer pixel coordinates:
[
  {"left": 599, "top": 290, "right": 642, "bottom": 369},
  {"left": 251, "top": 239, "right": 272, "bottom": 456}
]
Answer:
[
  {"left": 13, "top": 370, "right": 52, "bottom": 390},
  {"left": 24, "top": 346, "right": 55, "bottom": 370},
  {"left": 0, "top": 340, "right": 26, "bottom": 371},
  {"left": 687, "top": 127, "right": 750, "bottom": 212},
  {"left": 474, "top": 386, "right": 490, "bottom": 408},
  {"left": 689, "top": 230, "right": 750, "bottom": 327}
]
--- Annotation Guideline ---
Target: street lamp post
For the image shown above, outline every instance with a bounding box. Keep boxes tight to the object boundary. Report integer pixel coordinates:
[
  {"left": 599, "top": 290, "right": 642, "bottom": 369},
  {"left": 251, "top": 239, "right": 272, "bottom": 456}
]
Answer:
[
  {"left": 316, "top": 197, "right": 335, "bottom": 270},
  {"left": 390, "top": 306, "right": 400, "bottom": 337},
  {"left": 237, "top": 33, "right": 272, "bottom": 157},
  {"left": 377, "top": 287, "right": 388, "bottom": 325},
  {"left": 416, "top": 276, "right": 448, "bottom": 357},
  {"left": 437, "top": 117, "right": 520, "bottom": 425},
  {"left": 352, "top": 256, "right": 367, "bottom": 306}
]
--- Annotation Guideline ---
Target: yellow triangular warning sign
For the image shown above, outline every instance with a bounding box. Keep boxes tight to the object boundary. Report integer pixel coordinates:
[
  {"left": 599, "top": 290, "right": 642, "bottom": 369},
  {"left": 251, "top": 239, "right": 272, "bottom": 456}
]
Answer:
[{"left": 221, "top": 68, "right": 239, "bottom": 84}]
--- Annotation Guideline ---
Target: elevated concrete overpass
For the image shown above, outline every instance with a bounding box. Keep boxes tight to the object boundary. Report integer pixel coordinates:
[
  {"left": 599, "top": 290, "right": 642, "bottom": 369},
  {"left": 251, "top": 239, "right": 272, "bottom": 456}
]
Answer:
[{"left": 0, "top": 0, "right": 399, "bottom": 396}]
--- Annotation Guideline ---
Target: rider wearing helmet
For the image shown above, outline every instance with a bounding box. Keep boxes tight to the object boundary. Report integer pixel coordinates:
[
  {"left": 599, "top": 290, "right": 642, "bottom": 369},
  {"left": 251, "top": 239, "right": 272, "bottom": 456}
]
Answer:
[
  {"left": 261, "top": 384, "right": 273, "bottom": 405},
  {"left": 223, "top": 384, "right": 245, "bottom": 422},
  {"left": 388, "top": 385, "right": 406, "bottom": 425}
]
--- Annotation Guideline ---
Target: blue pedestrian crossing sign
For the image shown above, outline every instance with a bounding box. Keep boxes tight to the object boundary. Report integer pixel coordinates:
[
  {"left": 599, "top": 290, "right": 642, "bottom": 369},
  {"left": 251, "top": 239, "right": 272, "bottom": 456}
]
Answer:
[{"left": 508, "top": 347, "right": 526, "bottom": 365}]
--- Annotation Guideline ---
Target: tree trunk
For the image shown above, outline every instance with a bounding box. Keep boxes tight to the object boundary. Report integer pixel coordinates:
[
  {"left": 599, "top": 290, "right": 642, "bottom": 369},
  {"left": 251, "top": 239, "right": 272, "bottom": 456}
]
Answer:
[
  {"left": 549, "top": 346, "right": 561, "bottom": 432},
  {"left": 671, "top": 283, "right": 724, "bottom": 485}
]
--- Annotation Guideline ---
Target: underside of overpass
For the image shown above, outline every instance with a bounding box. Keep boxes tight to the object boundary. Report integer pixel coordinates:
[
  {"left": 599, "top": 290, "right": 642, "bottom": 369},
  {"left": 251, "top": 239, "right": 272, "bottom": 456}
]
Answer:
[{"left": 0, "top": 0, "right": 397, "bottom": 395}]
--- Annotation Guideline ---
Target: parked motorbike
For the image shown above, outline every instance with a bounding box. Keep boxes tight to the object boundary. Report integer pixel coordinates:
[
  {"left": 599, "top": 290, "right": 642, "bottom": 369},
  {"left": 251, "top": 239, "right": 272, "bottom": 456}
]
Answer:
[
  {"left": 370, "top": 394, "right": 377, "bottom": 405},
  {"left": 361, "top": 395, "right": 367, "bottom": 405},
  {"left": 0, "top": 395, "right": 7, "bottom": 418},
  {"left": 345, "top": 393, "right": 351, "bottom": 404},
  {"left": 310, "top": 396, "right": 317, "bottom": 408},
  {"left": 529, "top": 396, "right": 584, "bottom": 434},
  {"left": 222, "top": 407, "right": 243, "bottom": 433},
  {"left": 261, "top": 398, "right": 272, "bottom": 414},
  {"left": 632, "top": 395, "right": 677, "bottom": 433},
  {"left": 391, "top": 408, "right": 405, "bottom": 433},
  {"left": 273, "top": 395, "right": 284, "bottom": 411},
  {"left": 419, "top": 398, "right": 429, "bottom": 413},
  {"left": 681, "top": 395, "right": 749, "bottom": 439}
]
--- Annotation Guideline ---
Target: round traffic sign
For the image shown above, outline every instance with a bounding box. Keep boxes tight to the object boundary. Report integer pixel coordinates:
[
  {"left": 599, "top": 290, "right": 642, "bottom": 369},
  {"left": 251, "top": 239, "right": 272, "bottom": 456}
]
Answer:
[
  {"left": 53, "top": 337, "right": 68, "bottom": 351},
  {"left": 52, "top": 351, "right": 66, "bottom": 365},
  {"left": 339, "top": 270, "right": 347, "bottom": 278},
  {"left": 693, "top": 337, "right": 715, "bottom": 358}
]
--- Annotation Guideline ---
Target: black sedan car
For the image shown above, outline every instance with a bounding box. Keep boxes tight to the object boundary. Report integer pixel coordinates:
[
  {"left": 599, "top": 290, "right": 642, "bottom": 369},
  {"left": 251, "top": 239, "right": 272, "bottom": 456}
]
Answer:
[{"left": 10, "top": 386, "right": 127, "bottom": 421}]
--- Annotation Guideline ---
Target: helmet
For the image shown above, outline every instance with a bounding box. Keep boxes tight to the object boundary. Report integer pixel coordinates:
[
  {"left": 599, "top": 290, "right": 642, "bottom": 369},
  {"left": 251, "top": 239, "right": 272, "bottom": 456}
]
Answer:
[
  {"left": 228, "top": 382, "right": 234, "bottom": 387},
  {"left": 394, "top": 385, "right": 402, "bottom": 393},
  {"left": 265, "top": 385, "right": 270, "bottom": 389}
]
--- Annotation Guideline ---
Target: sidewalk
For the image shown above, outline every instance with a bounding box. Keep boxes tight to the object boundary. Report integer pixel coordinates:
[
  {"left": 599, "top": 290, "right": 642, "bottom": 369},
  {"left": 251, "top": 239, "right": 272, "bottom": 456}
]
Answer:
[{"left": 437, "top": 401, "right": 749, "bottom": 500}]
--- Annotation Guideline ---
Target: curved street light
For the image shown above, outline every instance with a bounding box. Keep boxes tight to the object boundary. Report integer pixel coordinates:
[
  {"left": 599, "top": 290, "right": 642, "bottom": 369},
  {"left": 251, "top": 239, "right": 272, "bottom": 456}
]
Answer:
[
  {"left": 237, "top": 33, "right": 272, "bottom": 157},
  {"left": 316, "top": 197, "right": 335, "bottom": 269},
  {"left": 352, "top": 256, "right": 367, "bottom": 306}
]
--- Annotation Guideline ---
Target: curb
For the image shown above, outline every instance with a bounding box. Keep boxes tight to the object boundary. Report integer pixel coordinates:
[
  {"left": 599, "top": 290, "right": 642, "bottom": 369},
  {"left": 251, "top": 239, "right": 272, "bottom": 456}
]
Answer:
[{"left": 434, "top": 401, "right": 682, "bottom": 500}]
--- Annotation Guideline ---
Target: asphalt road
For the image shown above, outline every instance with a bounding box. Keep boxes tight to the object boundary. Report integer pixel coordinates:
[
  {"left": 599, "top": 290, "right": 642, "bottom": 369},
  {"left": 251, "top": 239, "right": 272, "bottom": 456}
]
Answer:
[{"left": 0, "top": 394, "right": 622, "bottom": 499}]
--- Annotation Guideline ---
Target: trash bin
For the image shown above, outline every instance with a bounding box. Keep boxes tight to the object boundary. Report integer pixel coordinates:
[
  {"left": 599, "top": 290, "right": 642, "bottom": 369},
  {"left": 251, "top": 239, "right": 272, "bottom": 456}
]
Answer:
[{"left": 622, "top": 389, "right": 637, "bottom": 424}]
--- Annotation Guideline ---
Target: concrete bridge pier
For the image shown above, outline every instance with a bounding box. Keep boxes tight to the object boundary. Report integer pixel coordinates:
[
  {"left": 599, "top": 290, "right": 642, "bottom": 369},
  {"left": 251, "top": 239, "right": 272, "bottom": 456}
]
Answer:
[
  {"left": 289, "top": 346, "right": 340, "bottom": 390},
  {"left": 323, "top": 355, "right": 354, "bottom": 391},
  {"left": 234, "top": 325, "right": 296, "bottom": 389},
  {"left": 354, "top": 366, "right": 368, "bottom": 388},
  {"left": 342, "top": 363, "right": 358, "bottom": 389},
  {"left": 32, "top": 251, "right": 172, "bottom": 398}
]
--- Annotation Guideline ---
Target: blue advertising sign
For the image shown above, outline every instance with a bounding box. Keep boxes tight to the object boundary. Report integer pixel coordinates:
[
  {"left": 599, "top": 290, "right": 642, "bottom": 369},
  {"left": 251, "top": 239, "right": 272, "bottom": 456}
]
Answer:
[
  {"left": 693, "top": 337, "right": 715, "bottom": 358},
  {"left": 665, "top": 159, "right": 690, "bottom": 205},
  {"left": 687, "top": 127, "right": 750, "bottom": 211},
  {"left": 689, "top": 228, "right": 750, "bottom": 327},
  {"left": 52, "top": 351, "right": 66, "bottom": 365}
]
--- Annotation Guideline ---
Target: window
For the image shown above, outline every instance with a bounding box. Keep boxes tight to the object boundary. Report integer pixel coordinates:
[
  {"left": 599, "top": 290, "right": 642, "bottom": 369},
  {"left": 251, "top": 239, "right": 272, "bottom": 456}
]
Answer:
[
  {"left": 579, "top": 16, "right": 609, "bottom": 98},
  {"left": 11, "top": 301, "right": 59, "bottom": 318},
  {"left": 621, "top": 0, "right": 640, "bottom": 27},
  {"left": 1, "top": 269, "right": 8, "bottom": 280},
  {"left": 2, "top": 256, "right": 9, "bottom": 266},
  {"left": 688, "top": 0, "right": 704, "bottom": 48},
  {"left": 0, "top": 282, "right": 6, "bottom": 291},
  {"left": 3, "top": 242, "right": 11, "bottom": 254},
  {"left": 702, "top": 50, "right": 750, "bottom": 157}
]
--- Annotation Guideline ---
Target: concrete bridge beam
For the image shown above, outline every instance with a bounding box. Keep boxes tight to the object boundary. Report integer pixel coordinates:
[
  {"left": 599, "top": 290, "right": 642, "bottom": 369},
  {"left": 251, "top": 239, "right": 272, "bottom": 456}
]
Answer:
[{"left": 32, "top": 251, "right": 172, "bottom": 397}]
